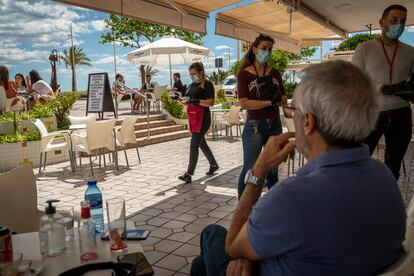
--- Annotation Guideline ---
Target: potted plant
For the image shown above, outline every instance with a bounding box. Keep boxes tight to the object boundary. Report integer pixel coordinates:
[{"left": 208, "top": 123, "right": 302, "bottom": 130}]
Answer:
[{"left": 160, "top": 92, "right": 188, "bottom": 125}]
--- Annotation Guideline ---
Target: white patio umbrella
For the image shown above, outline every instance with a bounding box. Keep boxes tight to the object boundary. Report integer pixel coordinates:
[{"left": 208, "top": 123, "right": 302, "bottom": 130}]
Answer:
[{"left": 127, "top": 37, "right": 211, "bottom": 87}]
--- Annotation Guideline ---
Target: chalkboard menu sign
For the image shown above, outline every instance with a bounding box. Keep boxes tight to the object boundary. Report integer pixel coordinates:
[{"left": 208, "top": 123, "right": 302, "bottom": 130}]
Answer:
[{"left": 86, "top": 73, "right": 115, "bottom": 118}]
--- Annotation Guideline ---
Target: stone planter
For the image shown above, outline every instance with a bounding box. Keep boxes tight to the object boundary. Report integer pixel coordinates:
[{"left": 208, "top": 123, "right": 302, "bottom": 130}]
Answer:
[
  {"left": 21, "top": 117, "right": 57, "bottom": 132},
  {"left": 162, "top": 109, "right": 188, "bottom": 126},
  {"left": 0, "top": 117, "right": 57, "bottom": 134},
  {"left": 0, "top": 121, "right": 14, "bottom": 135},
  {"left": 0, "top": 139, "right": 69, "bottom": 172}
]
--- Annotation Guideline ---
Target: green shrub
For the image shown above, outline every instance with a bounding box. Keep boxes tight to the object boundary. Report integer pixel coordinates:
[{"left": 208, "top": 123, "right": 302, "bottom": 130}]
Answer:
[
  {"left": 335, "top": 34, "right": 380, "bottom": 51},
  {"left": 160, "top": 92, "right": 187, "bottom": 119},
  {"left": 0, "top": 130, "right": 41, "bottom": 144},
  {"left": 30, "top": 104, "right": 55, "bottom": 118},
  {"left": 25, "top": 130, "right": 41, "bottom": 141},
  {"left": 50, "top": 92, "right": 79, "bottom": 129},
  {"left": 215, "top": 90, "right": 226, "bottom": 104},
  {"left": 283, "top": 81, "right": 297, "bottom": 99}
]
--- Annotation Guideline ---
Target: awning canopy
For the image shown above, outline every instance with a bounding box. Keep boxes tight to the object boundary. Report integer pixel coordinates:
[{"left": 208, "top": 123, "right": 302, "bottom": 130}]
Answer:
[
  {"left": 52, "top": 0, "right": 240, "bottom": 35},
  {"left": 216, "top": 0, "right": 414, "bottom": 53}
]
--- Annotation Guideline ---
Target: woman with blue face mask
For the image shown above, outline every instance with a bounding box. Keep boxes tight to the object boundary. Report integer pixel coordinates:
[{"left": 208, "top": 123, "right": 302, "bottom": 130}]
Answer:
[
  {"left": 236, "top": 33, "right": 287, "bottom": 198},
  {"left": 177, "top": 62, "right": 219, "bottom": 183}
]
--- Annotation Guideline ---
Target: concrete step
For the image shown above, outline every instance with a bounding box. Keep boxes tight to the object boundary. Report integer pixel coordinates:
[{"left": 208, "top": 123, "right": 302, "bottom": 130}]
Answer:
[
  {"left": 136, "top": 130, "right": 191, "bottom": 147},
  {"left": 134, "top": 119, "right": 175, "bottom": 131},
  {"left": 115, "top": 114, "right": 166, "bottom": 125},
  {"left": 135, "top": 125, "right": 186, "bottom": 138}
]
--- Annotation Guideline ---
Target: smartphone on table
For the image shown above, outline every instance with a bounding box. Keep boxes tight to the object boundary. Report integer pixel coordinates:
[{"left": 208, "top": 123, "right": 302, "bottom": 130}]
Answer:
[{"left": 101, "top": 229, "right": 150, "bottom": 241}]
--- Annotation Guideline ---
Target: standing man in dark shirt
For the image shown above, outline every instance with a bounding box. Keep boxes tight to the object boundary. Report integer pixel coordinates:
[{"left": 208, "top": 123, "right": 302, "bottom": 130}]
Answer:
[{"left": 172, "top": 73, "right": 184, "bottom": 94}]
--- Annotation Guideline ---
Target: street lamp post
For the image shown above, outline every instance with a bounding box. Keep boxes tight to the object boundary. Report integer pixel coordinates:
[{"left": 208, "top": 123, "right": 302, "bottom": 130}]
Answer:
[
  {"left": 113, "top": 40, "right": 117, "bottom": 76},
  {"left": 68, "top": 23, "right": 76, "bottom": 92},
  {"left": 228, "top": 47, "right": 231, "bottom": 71}
]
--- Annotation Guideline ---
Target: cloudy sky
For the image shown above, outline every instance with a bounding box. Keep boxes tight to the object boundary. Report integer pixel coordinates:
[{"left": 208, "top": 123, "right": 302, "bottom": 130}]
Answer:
[{"left": 1, "top": 0, "right": 414, "bottom": 91}]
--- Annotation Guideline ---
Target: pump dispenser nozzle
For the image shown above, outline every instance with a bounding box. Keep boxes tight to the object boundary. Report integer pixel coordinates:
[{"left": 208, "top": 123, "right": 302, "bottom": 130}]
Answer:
[{"left": 45, "top": 199, "right": 60, "bottom": 215}]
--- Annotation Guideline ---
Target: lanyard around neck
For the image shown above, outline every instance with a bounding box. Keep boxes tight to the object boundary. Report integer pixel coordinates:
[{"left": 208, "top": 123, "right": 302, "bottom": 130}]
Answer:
[
  {"left": 253, "top": 63, "right": 267, "bottom": 77},
  {"left": 379, "top": 38, "right": 399, "bottom": 83}
]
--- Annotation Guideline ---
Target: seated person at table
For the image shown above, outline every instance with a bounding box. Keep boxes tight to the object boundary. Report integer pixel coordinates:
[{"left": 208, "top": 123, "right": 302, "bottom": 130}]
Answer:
[
  {"left": 26, "top": 70, "right": 54, "bottom": 105},
  {"left": 191, "top": 60, "right": 406, "bottom": 276},
  {"left": 140, "top": 74, "right": 154, "bottom": 92},
  {"left": 15, "top": 73, "right": 27, "bottom": 93},
  {"left": 113, "top": 73, "right": 143, "bottom": 112},
  {"left": 0, "top": 65, "right": 21, "bottom": 109},
  {"left": 172, "top": 72, "right": 185, "bottom": 94}
]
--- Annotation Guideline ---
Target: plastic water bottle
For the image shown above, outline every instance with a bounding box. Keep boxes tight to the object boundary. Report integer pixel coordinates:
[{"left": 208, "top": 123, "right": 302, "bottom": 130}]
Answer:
[{"left": 84, "top": 179, "right": 104, "bottom": 233}]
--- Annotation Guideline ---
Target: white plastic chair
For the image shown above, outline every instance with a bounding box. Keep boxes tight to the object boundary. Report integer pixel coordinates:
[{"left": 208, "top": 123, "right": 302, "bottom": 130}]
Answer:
[
  {"left": 115, "top": 117, "right": 141, "bottom": 167},
  {"left": 0, "top": 86, "right": 25, "bottom": 113},
  {"left": 32, "top": 119, "right": 70, "bottom": 174},
  {"left": 68, "top": 114, "right": 97, "bottom": 125},
  {"left": 213, "top": 106, "right": 243, "bottom": 139},
  {"left": 71, "top": 119, "right": 116, "bottom": 176},
  {"left": 145, "top": 85, "right": 167, "bottom": 112},
  {"left": 68, "top": 114, "right": 97, "bottom": 136},
  {"left": 0, "top": 164, "right": 43, "bottom": 233},
  {"left": 226, "top": 105, "right": 243, "bottom": 138}
]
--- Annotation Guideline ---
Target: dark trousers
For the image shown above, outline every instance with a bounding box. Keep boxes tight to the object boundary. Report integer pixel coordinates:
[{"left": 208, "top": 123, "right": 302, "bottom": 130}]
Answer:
[
  {"left": 190, "top": 225, "right": 231, "bottom": 276},
  {"left": 187, "top": 115, "right": 217, "bottom": 175},
  {"left": 365, "top": 106, "right": 412, "bottom": 179}
]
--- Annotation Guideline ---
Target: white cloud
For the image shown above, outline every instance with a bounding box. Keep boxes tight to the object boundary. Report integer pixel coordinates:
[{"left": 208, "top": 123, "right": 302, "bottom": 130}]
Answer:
[
  {"left": 0, "top": 47, "right": 49, "bottom": 64},
  {"left": 94, "top": 55, "right": 129, "bottom": 65},
  {"left": 0, "top": 0, "right": 106, "bottom": 50},
  {"left": 214, "top": 45, "right": 231, "bottom": 50},
  {"left": 88, "top": 20, "right": 105, "bottom": 32}
]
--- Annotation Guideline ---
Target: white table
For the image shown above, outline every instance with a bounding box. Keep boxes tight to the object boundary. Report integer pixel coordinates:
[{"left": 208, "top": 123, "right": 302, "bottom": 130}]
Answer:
[{"left": 12, "top": 231, "right": 143, "bottom": 275}]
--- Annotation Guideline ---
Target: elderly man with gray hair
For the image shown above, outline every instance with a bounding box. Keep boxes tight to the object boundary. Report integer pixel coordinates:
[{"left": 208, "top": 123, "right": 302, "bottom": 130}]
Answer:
[{"left": 191, "top": 60, "right": 406, "bottom": 276}]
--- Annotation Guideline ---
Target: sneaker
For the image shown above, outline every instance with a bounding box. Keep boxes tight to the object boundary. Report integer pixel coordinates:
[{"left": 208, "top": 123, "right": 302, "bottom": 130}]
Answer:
[
  {"left": 178, "top": 172, "right": 192, "bottom": 183},
  {"left": 206, "top": 164, "right": 219, "bottom": 175}
]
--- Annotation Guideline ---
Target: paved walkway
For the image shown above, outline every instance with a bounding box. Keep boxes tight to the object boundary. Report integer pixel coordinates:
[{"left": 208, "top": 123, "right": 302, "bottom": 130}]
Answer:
[{"left": 34, "top": 99, "right": 414, "bottom": 275}]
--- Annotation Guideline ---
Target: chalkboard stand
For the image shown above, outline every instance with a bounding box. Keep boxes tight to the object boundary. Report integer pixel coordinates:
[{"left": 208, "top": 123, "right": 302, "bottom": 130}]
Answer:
[{"left": 86, "top": 72, "right": 116, "bottom": 119}]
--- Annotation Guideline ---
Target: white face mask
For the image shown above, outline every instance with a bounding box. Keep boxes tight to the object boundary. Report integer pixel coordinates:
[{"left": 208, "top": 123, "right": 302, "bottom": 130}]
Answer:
[{"left": 190, "top": 74, "right": 200, "bottom": 83}]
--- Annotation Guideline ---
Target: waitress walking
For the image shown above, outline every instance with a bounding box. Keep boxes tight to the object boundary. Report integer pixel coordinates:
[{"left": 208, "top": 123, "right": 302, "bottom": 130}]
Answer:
[{"left": 178, "top": 62, "right": 219, "bottom": 183}]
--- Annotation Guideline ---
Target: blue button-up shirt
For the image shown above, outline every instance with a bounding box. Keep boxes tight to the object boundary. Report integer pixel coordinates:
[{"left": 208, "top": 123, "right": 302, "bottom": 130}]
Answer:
[{"left": 247, "top": 146, "right": 406, "bottom": 276}]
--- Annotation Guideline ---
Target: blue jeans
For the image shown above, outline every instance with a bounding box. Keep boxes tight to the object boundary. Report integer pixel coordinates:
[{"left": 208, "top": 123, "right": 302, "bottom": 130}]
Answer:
[
  {"left": 238, "top": 119, "right": 283, "bottom": 197},
  {"left": 190, "top": 225, "right": 230, "bottom": 276}
]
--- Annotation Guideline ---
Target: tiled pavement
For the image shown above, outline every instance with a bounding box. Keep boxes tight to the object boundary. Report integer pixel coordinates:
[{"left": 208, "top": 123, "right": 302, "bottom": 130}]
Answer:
[{"left": 34, "top": 105, "right": 414, "bottom": 275}]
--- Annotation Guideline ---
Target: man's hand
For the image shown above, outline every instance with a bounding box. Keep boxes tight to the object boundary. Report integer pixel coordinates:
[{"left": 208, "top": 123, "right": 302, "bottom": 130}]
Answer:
[
  {"left": 226, "top": 258, "right": 255, "bottom": 276},
  {"left": 253, "top": 132, "right": 296, "bottom": 179}
]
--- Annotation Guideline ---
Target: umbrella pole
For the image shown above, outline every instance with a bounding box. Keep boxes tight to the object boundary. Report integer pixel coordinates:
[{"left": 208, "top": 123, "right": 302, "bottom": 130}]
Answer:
[
  {"left": 169, "top": 54, "right": 172, "bottom": 87},
  {"left": 147, "top": 98, "right": 150, "bottom": 138}
]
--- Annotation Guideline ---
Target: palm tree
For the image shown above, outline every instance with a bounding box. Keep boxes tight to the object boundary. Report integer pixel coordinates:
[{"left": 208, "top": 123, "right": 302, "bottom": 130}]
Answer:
[
  {"left": 208, "top": 70, "right": 230, "bottom": 84},
  {"left": 61, "top": 46, "right": 92, "bottom": 91},
  {"left": 145, "top": 65, "right": 159, "bottom": 77}
]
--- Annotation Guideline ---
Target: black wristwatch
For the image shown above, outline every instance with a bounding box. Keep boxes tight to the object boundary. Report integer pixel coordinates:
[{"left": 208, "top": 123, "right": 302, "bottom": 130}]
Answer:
[{"left": 244, "top": 169, "right": 266, "bottom": 187}]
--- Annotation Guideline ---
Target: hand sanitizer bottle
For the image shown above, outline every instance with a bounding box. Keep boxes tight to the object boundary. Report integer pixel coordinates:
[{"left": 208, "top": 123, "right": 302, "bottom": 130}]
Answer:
[{"left": 39, "top": 200, "right": 66, "bottom": 256}]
